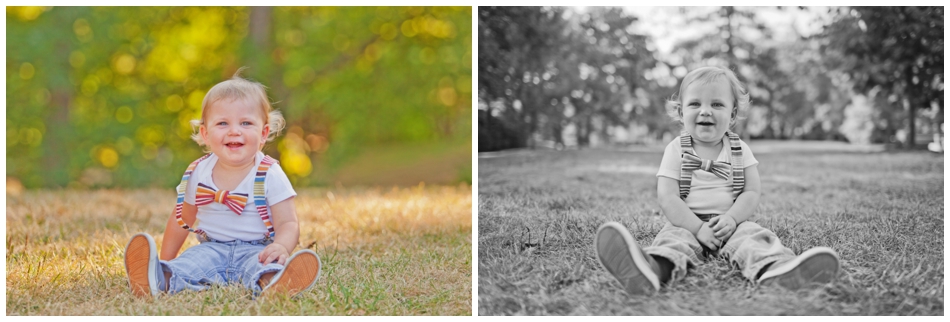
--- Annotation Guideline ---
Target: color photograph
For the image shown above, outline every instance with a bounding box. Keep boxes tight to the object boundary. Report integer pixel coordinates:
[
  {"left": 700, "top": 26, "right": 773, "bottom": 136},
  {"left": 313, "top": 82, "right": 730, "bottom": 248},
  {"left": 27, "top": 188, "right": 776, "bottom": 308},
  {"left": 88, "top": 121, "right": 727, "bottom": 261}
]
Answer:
[{"left": 7, "top": 6, "right": 472, "bottom": 315}]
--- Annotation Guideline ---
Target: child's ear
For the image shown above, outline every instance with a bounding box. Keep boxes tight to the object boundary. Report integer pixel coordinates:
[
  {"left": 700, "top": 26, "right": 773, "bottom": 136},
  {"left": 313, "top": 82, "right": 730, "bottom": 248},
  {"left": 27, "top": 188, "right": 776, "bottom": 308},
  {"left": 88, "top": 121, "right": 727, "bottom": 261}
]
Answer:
[
  {"left": 199, "top": 123, "right": 208, "bottom": 142},
  {"left": 260, "top": 124, "right": 270, "bottom": 148}
]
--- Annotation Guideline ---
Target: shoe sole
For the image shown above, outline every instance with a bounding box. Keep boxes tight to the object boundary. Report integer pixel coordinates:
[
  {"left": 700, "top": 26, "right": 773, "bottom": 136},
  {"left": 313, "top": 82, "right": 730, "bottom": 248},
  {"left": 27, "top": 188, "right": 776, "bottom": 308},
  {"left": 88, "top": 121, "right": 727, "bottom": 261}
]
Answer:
[
  {"left": 594, "top": 222, "right": 659, "bottom": 295},
  {"left": 125, "top": 233, "right": 158, "bottom": 298},
  {"left": 758, "top": 247, "right": 839, "bottom": 290},
  {"left": 262, "top": 250, "right": 322, "bottom": 297}
]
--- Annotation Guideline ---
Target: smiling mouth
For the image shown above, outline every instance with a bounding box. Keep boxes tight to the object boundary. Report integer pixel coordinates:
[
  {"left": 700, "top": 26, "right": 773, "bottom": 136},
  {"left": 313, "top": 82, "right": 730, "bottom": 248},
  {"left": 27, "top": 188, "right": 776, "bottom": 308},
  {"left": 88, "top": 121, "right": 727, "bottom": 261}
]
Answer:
[
  {"left": 697, "top": 121, "right": 715, "bottom": 126},
  {"left": 225, "top": 142, "right": 244, "bottom": 148}
]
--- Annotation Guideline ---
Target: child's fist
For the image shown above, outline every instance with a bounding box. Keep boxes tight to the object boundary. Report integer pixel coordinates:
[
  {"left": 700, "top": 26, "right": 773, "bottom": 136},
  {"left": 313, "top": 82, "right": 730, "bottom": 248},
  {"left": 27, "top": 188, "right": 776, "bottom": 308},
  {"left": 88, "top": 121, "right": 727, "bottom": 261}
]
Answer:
[
  {"left": 696, "top": 224, "right": 722, "bottom": 251},
  {"left": 709, "top": 215, "right": 737, "bottom": 241},
  {"left": 259, "top": 243, "right": 290, "bottom": 265}
]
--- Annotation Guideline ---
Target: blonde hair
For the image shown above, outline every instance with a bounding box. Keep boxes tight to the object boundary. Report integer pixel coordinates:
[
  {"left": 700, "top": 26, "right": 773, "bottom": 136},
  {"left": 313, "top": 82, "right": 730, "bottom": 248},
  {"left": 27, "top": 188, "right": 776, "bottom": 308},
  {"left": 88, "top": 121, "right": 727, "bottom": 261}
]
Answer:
[
  {"left": 190, "top": 67, "right": 285, "bottom": 148},
  {"left": 665, "top": 66, "right": 751, "bottom": 128}
]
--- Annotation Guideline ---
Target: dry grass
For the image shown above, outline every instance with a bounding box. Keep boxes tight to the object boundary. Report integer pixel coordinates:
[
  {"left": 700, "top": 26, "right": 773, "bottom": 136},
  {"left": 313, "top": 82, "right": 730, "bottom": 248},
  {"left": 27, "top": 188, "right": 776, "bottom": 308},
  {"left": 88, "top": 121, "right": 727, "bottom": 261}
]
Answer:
[
  {"left": 478, "top": 146, "right": 943, "bottom": 315},
  {"left": 6, "top": 184, "right": 472, "bottom": 315}
]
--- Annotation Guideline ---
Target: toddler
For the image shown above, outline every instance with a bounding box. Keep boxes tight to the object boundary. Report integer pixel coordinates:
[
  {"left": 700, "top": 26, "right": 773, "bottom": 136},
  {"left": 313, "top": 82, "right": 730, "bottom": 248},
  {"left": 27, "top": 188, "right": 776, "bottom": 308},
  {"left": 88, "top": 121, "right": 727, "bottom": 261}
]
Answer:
[
  {"left": 594, "top": 66, "right": 839, "bottom": 295},
  {"left": 124, "top": 69, "right": 321, "bottom": 298}
]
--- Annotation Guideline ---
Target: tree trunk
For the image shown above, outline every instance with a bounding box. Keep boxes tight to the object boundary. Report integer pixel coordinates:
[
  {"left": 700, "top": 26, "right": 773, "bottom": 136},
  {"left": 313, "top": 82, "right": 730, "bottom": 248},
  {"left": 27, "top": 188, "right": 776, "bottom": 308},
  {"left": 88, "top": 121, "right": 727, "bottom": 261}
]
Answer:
[
  {"left": 521, "top": 110, "right": 532, "bottom": 148},
  {"left": 247, "top": 6, "right": 283, "bottom": 159},
  {"left": 552, "top": 121, "right": 564, "bottom": 149},
  {"left": 907, "top": 98, "right": 916, "bottom": 148},
  {"left": 723, "top": 6, "right": 736, "bottom": 70},
  {"left": 249, "top": 7, "right": 272, "bottom": 49},
  {"left": 760, "top": 84, "right": 775, "bottom": 139},
  {"left": 43, "top": 32, "right": 75, "bottom": 187},
  {"left": 578, "top": 115, "right": 592, "bottom": 147},
  {"left": 45, "top": 90, "right": 71, "bottom": 187}
]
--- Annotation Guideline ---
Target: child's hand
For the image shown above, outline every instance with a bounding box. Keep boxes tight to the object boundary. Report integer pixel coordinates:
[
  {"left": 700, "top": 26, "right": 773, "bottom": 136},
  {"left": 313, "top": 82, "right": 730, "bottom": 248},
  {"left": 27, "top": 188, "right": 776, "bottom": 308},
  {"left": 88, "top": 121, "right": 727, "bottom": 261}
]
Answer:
[
  {"left": 258, "top": 243, "right": 290, "bottom": 265},
  {"left": 696, "top": 223, "right": 722, "bottom": 251},
  {"left": 709, "top": 215, "right": 737, "bottom": 241}
]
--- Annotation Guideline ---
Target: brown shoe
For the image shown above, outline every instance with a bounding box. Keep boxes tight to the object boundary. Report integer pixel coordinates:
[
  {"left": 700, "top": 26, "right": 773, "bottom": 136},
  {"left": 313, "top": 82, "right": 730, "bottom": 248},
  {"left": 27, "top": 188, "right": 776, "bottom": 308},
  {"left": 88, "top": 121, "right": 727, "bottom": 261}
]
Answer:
[
  {"left": 261, "top": 250, "right": 322, "bottom": 297},
  {"left": 124, "top": 233, "right": 162, "bottom": 297}
]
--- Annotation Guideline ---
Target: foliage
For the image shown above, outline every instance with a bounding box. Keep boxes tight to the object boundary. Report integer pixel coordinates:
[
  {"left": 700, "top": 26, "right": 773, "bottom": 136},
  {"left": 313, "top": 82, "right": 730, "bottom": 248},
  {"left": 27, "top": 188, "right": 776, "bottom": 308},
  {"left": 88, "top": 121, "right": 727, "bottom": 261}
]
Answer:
[
  {"left": 478, "top": 144, "right": 943, "bottom": 315},
  {"left": 6, "top": 185, "right": 472, "bottom": 315},
  {"left": 669, "top": 7, "right": 848, "bottom": 140},
  {"left": 478, "top": 6, "right": 658, "bottom": 149},
  {"left": 821, "top": 6, "right": 944, "bottom": 146},
  {"left": 6, "top": 6, "right": 472, "bottom": 188},
  {"left": 477, "top": 6, "right": 944, "bottom": 150}
]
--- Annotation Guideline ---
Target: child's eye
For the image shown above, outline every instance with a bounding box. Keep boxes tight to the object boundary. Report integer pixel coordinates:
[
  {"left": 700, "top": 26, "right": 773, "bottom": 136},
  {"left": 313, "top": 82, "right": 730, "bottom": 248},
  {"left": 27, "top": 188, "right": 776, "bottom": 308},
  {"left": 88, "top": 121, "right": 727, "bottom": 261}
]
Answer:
[
  {"left": 713, "top": 103, "right": 724, "bottom": 107},
  {"left": 217, "top": 122, "right": 227, "bottom": 126},
  {"left": 687, "top": 102, "right": 700, "bottom": 107},
  {"left": 242, "top": 121, "right": 253, "bottom": 126}
]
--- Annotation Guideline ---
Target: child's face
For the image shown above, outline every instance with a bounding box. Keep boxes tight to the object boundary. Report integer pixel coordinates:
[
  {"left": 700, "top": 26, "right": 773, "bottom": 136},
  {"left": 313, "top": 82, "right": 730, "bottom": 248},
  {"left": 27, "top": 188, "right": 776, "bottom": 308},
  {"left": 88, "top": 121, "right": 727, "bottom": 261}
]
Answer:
[
  {"left": 199, "top": 97, "right": 269, "bottom": 167},
  {"left": 680, "top": 79, "right": 734, "bottom": 145}
]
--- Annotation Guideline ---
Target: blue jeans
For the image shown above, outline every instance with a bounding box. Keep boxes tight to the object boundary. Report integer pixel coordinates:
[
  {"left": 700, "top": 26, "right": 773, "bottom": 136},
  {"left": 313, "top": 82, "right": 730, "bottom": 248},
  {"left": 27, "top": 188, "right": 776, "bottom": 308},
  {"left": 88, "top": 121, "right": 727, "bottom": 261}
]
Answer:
[
  {"left": 159, "top": 237, "right": 284, "bottom": 294},
  {"left": 644, "top": 221, "right": 795, "bottom": 282}
]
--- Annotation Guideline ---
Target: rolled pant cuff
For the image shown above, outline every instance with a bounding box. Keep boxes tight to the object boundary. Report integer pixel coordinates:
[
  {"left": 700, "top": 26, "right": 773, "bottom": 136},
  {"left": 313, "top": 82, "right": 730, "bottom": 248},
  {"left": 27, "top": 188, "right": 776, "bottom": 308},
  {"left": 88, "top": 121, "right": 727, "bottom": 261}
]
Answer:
[
  {"left": 248, "top": 263, "right": 284, "bottom": 293},
  {"left": 743, "top": 254, "right": 790, "bottom": 281},
  {"left": 644, "top": 247, "right": 699, "bottom": 283}
]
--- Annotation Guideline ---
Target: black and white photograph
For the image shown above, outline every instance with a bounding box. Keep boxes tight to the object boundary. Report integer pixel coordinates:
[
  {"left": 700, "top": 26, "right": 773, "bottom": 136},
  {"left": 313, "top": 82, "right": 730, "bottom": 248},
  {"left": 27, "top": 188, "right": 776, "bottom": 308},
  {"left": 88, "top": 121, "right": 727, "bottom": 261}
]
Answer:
[{"left": 477, "top": 6, "right": 943, "bottom": 315}]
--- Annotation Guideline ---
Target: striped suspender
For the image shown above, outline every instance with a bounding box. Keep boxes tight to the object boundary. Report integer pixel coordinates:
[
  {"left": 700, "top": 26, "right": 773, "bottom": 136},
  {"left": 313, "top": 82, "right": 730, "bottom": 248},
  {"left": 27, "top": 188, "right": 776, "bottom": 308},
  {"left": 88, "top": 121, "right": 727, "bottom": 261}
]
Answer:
[
  {"left": 175, "top": 154, "right": 278, "bottom": 240},
  {"left": 255, "top": 156, "right": 278, "bottom": 239},
  {"left": 727, "top": 132, "right": 744, "bottom": 200},
  {"left": 678, "top": 131, "right": 744, "bottom": 200},
  {"left": 175, "top": 153, "right": 212, "bottom": 233},
  {"left": 678, "top": 133, "right": 694, "bottom": 199}
]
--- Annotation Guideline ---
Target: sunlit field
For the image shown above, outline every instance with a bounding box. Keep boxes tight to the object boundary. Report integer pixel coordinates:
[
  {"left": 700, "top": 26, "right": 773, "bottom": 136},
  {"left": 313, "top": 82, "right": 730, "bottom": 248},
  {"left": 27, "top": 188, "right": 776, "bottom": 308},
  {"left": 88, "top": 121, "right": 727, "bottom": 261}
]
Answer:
[
  {"left": 478, "top": 143, "right": 943, "bottom": 315},
  {"left": 6, "top": 185, "right": 472, "bottom": 315}
]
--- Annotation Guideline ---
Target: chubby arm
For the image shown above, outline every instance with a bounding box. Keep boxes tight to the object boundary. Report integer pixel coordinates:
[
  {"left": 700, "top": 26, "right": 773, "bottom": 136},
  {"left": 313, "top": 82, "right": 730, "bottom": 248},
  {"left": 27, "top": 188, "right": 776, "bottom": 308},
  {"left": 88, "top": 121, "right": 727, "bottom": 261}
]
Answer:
[
  {"left": 258, "top": 197, "right": 300, "bottom": 265},
  {"left": 710, "top": 164, "right": 761, "bottom": 239},
  {"left": 724, "top": 164, "right": 761, "bottom": 223},
  {"left": 658, "top": 176, "right": 723, "bottom": 250},
  {"left": 657, "top": 176, "right": 704, "bottom": 235},
  {"left": 160, "top": 202, "right": 196, "bottom": 260}
]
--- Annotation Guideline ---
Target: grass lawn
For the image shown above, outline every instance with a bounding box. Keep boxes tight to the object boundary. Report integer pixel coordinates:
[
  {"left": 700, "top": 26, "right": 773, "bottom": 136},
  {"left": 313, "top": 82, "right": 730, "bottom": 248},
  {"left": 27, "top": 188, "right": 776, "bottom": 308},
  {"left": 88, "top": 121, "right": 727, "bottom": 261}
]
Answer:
[
  {"left": 477, "top": 143, "right": 943, "bottom": 315},
  {"left": 6, "top": 185, "right": 472, "bottom": 315}
]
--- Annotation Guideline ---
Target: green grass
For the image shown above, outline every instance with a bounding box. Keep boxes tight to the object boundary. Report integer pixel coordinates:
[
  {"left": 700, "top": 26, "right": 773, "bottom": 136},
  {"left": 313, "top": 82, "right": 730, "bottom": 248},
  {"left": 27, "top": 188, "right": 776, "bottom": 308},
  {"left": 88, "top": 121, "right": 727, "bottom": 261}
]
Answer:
[
  {"left": 477, "top": 144, "right": 943, "bottom": 315},
  {"left": 6, "top": 185, "right": 472, "bottom": 315}
]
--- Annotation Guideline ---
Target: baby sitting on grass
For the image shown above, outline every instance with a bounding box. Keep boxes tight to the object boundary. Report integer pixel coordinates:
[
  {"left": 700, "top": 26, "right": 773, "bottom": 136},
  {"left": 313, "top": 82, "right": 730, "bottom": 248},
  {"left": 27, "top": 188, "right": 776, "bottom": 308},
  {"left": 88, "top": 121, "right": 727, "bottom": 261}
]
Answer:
[
  {"left": 594, "top": 66, "right": 840, "bottom": 295},
  {"left": 124, "top": 69, "right": 321, "bottom": 298}
]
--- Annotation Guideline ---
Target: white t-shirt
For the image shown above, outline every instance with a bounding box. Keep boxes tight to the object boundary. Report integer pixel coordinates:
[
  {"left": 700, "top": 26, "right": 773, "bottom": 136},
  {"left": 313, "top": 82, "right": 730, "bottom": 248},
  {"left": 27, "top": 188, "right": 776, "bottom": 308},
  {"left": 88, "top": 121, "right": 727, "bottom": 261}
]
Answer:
[
  {"left": 656, "top": 135, "right": 758, "bottom": 215},
  {"left": 184, "top": 151, "right": 296, "bottom": 241}
]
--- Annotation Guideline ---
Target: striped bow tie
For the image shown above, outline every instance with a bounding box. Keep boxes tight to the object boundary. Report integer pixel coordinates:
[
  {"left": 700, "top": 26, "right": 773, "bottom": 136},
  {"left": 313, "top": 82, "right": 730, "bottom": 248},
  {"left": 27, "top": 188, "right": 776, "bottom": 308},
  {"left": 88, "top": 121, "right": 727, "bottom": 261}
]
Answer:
[
  {"left": 195, "top": 183, "right": 249, "bottom": 215},
  {"left": 681, "top": 151, "right": 731, "bottom": 180}
]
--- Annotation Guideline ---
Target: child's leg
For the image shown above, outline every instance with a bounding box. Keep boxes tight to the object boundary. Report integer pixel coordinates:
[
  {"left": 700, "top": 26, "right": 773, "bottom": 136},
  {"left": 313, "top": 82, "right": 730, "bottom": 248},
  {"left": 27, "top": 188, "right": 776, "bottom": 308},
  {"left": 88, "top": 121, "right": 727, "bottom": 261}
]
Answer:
[
  {"left": 594, "top": 222, "right": 661, "bottom": 295},
  {"left": 125, "top": 233, "right": 164, "bottom": 297},
  {"left": 234, "top": 244, "right": 322, "bottom": 296},
  {"left": 642, "top": 222, "right": 705, "bottom": 283},
  {"left": 718, "top": 221, "right": 795, "bottom": 281},
  {"left": 232, "top": 243, "right": 284, "bottom": 293},
  {"left": 160, "top": 242, "right": 230, "bottom": 294},
  {"left": 259, "top": 250, "right": 322, "bottom": 297}
]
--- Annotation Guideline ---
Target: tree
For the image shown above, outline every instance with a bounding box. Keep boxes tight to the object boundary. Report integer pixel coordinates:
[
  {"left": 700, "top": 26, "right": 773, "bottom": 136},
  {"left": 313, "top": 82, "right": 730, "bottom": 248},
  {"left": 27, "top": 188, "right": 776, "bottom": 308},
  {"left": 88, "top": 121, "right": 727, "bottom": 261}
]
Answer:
[
  {"left": 7, "top": 6, "right": 472, "bottom": 188},
  {"left": 822, "top": 6, "right": 944, "bottom": 147},
  {"left": 478, "top": 6, "right": 569, "bottom": 147},
  {"left": 478, "top": 7, "right": 657, "bottom": 148}
]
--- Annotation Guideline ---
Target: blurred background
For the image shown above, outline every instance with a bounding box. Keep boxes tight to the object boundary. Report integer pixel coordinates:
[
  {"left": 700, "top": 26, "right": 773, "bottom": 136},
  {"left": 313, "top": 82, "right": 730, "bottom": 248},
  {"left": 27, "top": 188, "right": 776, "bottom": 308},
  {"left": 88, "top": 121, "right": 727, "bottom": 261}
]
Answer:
[
  {"left": 478, "top": 6, "right": 943, "bottom": 152},
  {"left": 7, "top": 6, "right": 472, "bottom": 189}
]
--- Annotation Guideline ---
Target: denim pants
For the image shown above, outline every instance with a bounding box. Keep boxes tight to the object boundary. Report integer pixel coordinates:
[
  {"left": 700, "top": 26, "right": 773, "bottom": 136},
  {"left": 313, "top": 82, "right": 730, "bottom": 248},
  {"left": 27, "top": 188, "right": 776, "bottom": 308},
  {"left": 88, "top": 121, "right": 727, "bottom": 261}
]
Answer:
[
  {"left": 159, "top": 237, "right": 284, "bottom": 294},
  {"left": 644, "top": 220, "right": 795, "bottom": 282}
]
